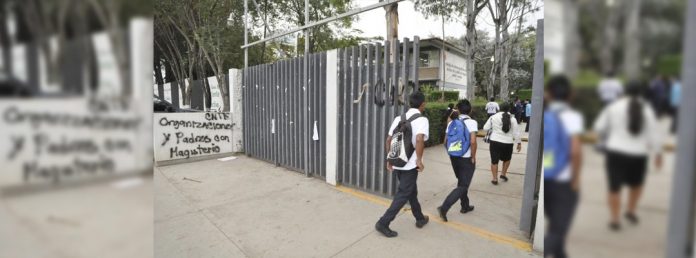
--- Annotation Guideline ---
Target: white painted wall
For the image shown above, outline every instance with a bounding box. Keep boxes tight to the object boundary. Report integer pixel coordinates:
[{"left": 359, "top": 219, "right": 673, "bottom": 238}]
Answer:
[
  {"left": 153, "top": 112, "right": 234, "bottom": 162},
  {"left": 325, "top": 50, "right": 338, "bottom": 185}
]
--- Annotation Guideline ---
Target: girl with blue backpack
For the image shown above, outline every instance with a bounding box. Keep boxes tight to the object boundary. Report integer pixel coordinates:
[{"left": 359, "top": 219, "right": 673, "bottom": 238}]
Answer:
[
  {"left": 544, "top": 75, "right": 584, "bottom": 258},
  {"left": 437, "top": 99, "right": 478, "bottom": 222}
]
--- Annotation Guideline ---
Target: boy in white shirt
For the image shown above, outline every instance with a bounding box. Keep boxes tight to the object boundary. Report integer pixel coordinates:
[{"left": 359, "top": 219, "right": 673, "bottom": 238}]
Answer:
[
  {"left": 376, "top": 92, "right": 430, "bottom": 237},
  {"left": 485, "top": 97, "right": 500, "bottom": 118}
]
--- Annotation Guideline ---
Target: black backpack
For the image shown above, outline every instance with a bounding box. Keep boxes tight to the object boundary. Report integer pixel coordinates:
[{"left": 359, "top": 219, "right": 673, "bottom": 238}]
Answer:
[{"left": 386, "top": 113, "right": 422, "bottom": 167}]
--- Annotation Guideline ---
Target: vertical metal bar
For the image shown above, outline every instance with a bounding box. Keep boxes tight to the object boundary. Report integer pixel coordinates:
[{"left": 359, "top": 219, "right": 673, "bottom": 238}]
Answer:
[
  {"left": 382, "top": 40, "right": 390, "bottom": 195},
  {"left": 413, "top": 36, "right": 420, "bottom": 92},
  {"left": 253, "top": 66, "right": 257, "bottom": 157},
  {"left": 282, "top": 60, "right": 288, "bottom": 167},
  {"left": 520, "top": 19, "right": 544, "bottom": 233},
  {"left": 262, "top": 64, "right": 268, "bottom": 161},
  {"left": 273, "top": 63, "right": 278, "bottom": 165},
  {"left": 302, "top": 0, "right": 310, "bottom": 176},
  {"left": 667, "top": 0, "right": 696, "bottom": 256},
  {"left": 321, "top": 52, "right": 327, "bottom": 177},
  {"left": 244, "top": 0, "right": 248, "bottom": 68},
  {"left": 366, "top": 44, "right": 375, "bottom": 191},
  {"left": 356, "top": 46, "right": 363, "bottom": 187},
  {"left": 293, "top": 58, "right": 299, "bottom": 169},
  {"left": 243, "top": 69, "right": 247, "bottom": 155},
  {"left": 339, "top": 48, "right": 350, "bottom": 183},
  {"left": 389, "top": 38, "right": 399, "bottom": 196},
  {"left": 402, "top": 38, "right": 409, "bottom": 109}
]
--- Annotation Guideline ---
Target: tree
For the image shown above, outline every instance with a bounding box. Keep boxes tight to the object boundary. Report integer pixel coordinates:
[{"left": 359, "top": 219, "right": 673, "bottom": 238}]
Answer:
[{"left": 486, "top": 0, "right": 539, "bottom": 101}]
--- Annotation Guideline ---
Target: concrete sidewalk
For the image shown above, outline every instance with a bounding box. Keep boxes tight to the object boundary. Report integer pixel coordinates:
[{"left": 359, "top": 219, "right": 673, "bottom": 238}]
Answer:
[
  {"left": 155, "top": 138, "right": 541, "bottom": 257},
  {"left": 564, "top": 119, "right": 676, "bottom": 258}
]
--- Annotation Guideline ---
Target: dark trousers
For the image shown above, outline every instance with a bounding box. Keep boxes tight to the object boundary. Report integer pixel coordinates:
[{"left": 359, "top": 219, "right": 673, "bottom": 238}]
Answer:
[
  {"left": 378, "top": 169, "right": 425, "bottom": 226},
  {"left": 544, "top": 180, "right": 579, "bottom": 258},
  {"left": 525, "top": 116, "right": 531, "bottom": 132},
  {"left": 441, "top": 157, "right": 475, "bottom": 212}
]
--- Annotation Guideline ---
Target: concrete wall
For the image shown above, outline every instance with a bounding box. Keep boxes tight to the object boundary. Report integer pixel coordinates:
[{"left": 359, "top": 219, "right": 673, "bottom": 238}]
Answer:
[{"left": 153, "top": 112, "right": 234, "bottom": 162}]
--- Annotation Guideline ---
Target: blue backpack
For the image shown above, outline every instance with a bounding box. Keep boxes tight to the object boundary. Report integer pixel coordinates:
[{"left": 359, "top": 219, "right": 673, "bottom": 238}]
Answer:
[
  {"left": 445, "top": 118, "right": 471, "bottom": 157},
  {"left": 543, "top": 110, "right": 570, "bottom": 179}
]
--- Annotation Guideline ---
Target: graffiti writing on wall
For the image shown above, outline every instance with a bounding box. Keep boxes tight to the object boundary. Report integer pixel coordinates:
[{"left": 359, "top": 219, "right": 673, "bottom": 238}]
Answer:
[
  {"left": 0, "top": 99, "right": 150, "bottom": 186},
  {"left": 154, "top": 112, "right": 232, "bottom": 161}
]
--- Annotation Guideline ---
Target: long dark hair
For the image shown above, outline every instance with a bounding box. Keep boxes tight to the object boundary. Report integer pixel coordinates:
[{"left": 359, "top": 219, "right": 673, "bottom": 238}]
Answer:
[
  {"left": 626, "top": 81, "right": 645, "bottom": 135},
  {"left": 501, "top": 102, "right": 512, "bottom": 133}
]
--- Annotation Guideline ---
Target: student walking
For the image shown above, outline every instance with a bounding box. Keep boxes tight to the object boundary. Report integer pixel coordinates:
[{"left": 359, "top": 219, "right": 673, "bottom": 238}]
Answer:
[
  {"left": 437, "top": 99, "right": 478, "bottom": 222},
  {"left": 544, "top": 75, "right": 584, "bottom": 258},
  {"left": 485, "top": 97, "right": 500, "bottom": 118},
  {"left": 670, "top": 76, "right": 681, "bottom": 134},
  {"left": 597, "top": 71, "right": 624, "bottom": 105},
  {"left": 483, "top": 102, "right": 521, "bottom": 185},
  {"left": 593, "top": 81, "right": 663, "bottom": 231},
  {"left": 525, "top": 99, "right": 532, "bottom": 132},
  {"left": 375, "top": 92, "right": 430, "bottom": 238}
]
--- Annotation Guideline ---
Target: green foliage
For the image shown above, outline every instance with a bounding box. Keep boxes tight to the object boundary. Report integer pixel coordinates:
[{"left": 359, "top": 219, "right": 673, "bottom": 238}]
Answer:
[
  {"left": 573, "top": 69, "right": 602, "bottom": 89},
  {"left": 422, "top": 100, "right": 490, "bottom": 148},
  {"left": 426, "top": 91, "right": 459, "bottom": 102},
  {"left": 657, "top": 55, "right": 682, "bottom": 77},
  {"left": 422, "top": 102, "right": 450, "bottom": 147},
  {"left": 514, "top": 89, "right": 532, "bottom": 101},
  {"left": 571, "top": 88, "right": 602, "bottom": 127}
]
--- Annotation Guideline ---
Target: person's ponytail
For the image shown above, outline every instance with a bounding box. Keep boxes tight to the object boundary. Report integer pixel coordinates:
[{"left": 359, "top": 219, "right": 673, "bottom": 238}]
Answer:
[
  {"left": 626, "top": 81, "right": 645, "bottom": 135},
  {"left": 502, "top": 112, "right": 511, "bottom": 133}
]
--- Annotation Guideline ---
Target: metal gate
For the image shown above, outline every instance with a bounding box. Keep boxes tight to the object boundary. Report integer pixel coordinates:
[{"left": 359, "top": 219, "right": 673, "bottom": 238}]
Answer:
[
  {"left": 337, "top": 37, "right": 420, "bottom": 196},
  {"left": 242, "top": 52, "right": 327, "bottom": 177}
]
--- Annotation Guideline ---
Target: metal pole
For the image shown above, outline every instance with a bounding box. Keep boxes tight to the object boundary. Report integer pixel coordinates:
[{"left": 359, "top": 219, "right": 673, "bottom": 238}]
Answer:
[
  {"left": 667, "top": 0, "right": 696, "bottom": 257},
  {"left": 520, "top": 19, "right": 544, "bottom": 234},
  {"left": 241, "top": 0, "right": 406, "bottom": 49},
  {"left": 244, "top": 0, "right": 248, "bottom": 68},
  {"left": 303, "top": 0, "right": 310, "bottom": 176}
]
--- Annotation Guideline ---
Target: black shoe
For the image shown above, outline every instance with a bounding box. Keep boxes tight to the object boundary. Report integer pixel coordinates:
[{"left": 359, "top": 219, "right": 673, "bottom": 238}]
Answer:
[
  {"left": 609, "top": 222, "right": 621, "bottom": 231},
  {"left": 491, "top": 180, "right": 498, "bottom": 185},
  {"left": 437, "top": 206, "right": 448, "bottom": 222},
  {"left": 460, "top": 206, "right": 475, "bottom": 214},
  {"left": 375, "top": 222, "right": 398, "bottom": 238},
  {"left": 500, "top": 175, "right": 509, "bottom": 182},
  {"left": 625, "top": 213, "right": 639, "bottom": 225},
  {"left": 416, "top": 216, "right": 429, "bottom": 228}
]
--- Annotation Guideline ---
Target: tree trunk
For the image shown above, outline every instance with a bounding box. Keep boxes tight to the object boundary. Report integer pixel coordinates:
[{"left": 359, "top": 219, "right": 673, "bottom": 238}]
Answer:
[
  {"left": 465, "top": 0, "right": 476, "bottom": 100},
  {"left": 623, "top": 0, "right": 642, "bottom": 80},
  {"left": 0, "top": 9, "right": 10, "bottom": 74},
  {"left": 487, "top": 24, "right": 500, "bottom": 100},
  {"left": 499, "top": 0, "right": 509, "bottom": 101},
  {"left": 600, "top": 2, "right": 621, "bottom": 75}
]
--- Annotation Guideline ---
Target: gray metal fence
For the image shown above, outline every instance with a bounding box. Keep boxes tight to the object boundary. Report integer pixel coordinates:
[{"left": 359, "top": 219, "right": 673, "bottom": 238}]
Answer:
[
  {"left": 337, "top": 37, "right": 420, "bottom": 196},
  {"left": 242, "top": 53, "right": 327, "bottom": 178}
]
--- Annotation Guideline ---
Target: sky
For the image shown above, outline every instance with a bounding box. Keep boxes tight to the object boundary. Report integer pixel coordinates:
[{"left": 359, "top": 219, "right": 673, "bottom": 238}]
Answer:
[{"left": 351, "top": 0, "right": 544, "bottom": 41}]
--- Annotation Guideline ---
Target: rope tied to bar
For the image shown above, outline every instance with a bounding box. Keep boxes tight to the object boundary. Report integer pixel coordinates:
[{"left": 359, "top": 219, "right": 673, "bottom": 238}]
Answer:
[{"left": 353, "top": 83, "right": 370, "bottom": 103}]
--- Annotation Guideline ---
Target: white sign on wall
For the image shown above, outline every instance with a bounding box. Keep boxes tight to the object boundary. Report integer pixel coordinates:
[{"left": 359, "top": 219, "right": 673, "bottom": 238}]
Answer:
[
  {"left": 11, "top": 44, "right": 27, "bottom": 84},
  {"left": 0, "top": 99, "right": 150, "bottom": 187},
  {"left": 163, "top": 82, "right": 172, "bottom": 103},
  {"left": 93, "top": 32, "right": 123, "bottom": 97},
  {"left": 441, "top": 50, "right": 468, "bottom": 89},
  {"left": 153, "top": 112, "right": 233, "bottom": 161},
  {"left": 207, "top": 76, "right": 223, "bottom": 112}
]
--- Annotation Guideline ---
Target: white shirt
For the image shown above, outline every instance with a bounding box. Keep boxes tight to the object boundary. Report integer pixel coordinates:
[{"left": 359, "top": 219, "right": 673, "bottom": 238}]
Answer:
[
  {"left": 593, "top": 97, "right": 661, "bottom": 156},
  {"left": 547, "top": 102, "right": 584, "bottom": 182},
  {"left": 445, "top": 114, "right": 479, "bottom": 158},
  {"left": 388, "top": 108, "right": 429, "bottom": 170},
  {"left": 485, "top": 102, "right": 500, "bottom": 114},
  {"left": 597, "top": 78, "right": 624, "bottom": 103},
  {"left": 483, "top": 112, "right": 521, "bottom": 144}
]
